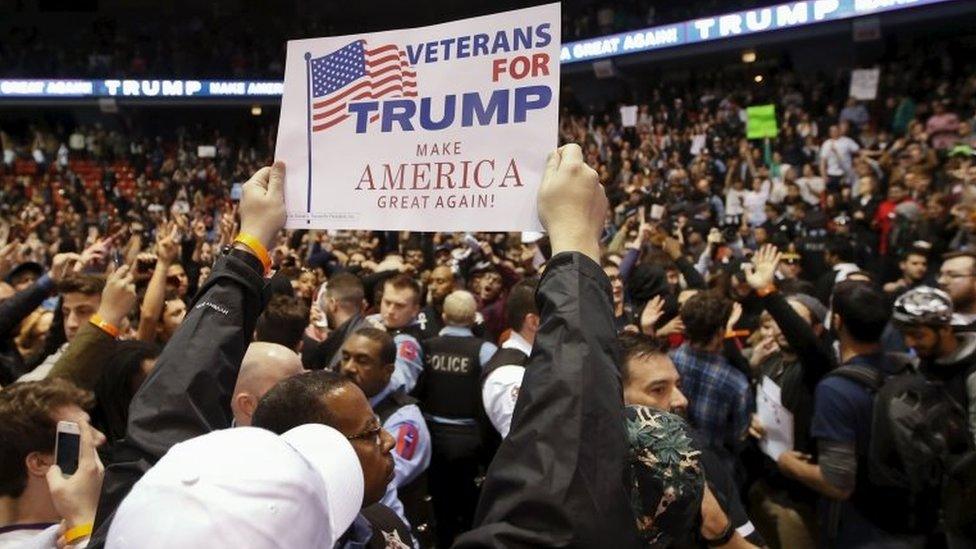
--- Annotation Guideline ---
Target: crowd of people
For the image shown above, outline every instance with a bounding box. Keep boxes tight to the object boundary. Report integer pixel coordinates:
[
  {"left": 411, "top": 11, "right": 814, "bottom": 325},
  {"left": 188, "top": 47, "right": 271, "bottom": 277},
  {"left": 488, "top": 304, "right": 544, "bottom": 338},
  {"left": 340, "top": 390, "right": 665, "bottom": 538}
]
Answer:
[
  {"left": 0, "top": 0, "right": 781, "bottom": 79},
  {"left": 1, "top": 22, "right": 976, "bottom": 549}
]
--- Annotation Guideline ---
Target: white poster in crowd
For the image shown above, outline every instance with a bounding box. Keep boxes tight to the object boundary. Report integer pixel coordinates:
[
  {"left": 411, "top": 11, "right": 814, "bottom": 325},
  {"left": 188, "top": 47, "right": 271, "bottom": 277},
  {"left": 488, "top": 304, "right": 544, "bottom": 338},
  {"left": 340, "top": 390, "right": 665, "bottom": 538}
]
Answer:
[
  {"left": 620, "top": 105, "right": 638, "bottom": 127},
  {"left": 757, "top": 376, "right": 794, "bottom": 461},
  {"left": 849, "top": 67, "right": 880, "bottom": 100},
  {"left": 275, "top": 3, "right": 561, "bottom": 231}
]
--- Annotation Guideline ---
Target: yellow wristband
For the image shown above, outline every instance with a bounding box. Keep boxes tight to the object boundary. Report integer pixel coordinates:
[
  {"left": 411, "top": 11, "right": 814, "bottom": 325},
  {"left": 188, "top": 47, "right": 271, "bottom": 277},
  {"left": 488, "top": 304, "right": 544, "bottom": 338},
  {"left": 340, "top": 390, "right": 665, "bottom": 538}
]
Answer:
[
  {"left": 64, "top": 523, "right": 93, "bottom": 544},
  {"left": 234, "top": 233, "right": 271, "bottom": 274},
  {"left": 89, "top": 313, "right": 120, "bottom": 338}
]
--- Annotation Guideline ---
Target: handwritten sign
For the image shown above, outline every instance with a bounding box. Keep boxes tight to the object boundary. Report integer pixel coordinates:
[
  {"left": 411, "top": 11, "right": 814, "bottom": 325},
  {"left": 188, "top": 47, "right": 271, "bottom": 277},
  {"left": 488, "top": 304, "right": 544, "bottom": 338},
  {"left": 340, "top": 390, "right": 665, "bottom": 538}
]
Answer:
[
  {"left": 276, "top": 4, "right": 561, "bottom": 231},
  {"left": 849, "top": 67, "right": 880, "bottom": 100},
  {"left": 757, "top": 376, "right": 794, "bottom": 461}
]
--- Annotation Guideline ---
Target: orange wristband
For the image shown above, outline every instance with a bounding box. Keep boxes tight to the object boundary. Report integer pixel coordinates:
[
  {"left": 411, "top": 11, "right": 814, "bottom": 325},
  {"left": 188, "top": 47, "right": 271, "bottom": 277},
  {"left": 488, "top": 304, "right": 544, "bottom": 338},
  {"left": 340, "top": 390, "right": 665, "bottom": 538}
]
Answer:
[
  {"left": 725, "top": 329, "right": 750, "bottom": 339},
  {"left": 89, "top": 314, "right": 120, "bottom": 338},
  {"left": 755, "top": 284, "right": 777, "bottom": 298},
  {"left": 64, "top": 523, "right": 93, "bottom": 544},
  {"left": 234, "top": 233, "right": 271, "bottom": 274}
]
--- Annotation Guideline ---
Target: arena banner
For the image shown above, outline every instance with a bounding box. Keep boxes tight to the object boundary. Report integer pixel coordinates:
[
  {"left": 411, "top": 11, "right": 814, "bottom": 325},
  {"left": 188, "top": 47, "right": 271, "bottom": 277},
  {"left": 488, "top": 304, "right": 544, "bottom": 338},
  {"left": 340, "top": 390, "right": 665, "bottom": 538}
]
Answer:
[{"left": 275, "top": 3, "right": 560, "bottom": 231}]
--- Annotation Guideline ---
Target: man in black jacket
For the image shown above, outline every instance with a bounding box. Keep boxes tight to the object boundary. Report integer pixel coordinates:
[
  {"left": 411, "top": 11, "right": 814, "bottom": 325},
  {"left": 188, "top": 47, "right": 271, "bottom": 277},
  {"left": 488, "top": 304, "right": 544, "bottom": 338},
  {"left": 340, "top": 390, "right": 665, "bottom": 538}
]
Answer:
[
  {"left": 89, "top": 162, "right": 287, "bottom": 544},
  {"left": 455, "top": 143, "right": 640, "bottom": 547}
]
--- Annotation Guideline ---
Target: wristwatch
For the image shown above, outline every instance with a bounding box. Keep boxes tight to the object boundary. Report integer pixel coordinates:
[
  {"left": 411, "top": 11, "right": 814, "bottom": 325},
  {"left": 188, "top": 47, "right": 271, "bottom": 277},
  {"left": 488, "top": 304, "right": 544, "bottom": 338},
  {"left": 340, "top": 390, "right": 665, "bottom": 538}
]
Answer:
[{"left": 220, "top": 244, "right": 266, "bottom": 276}]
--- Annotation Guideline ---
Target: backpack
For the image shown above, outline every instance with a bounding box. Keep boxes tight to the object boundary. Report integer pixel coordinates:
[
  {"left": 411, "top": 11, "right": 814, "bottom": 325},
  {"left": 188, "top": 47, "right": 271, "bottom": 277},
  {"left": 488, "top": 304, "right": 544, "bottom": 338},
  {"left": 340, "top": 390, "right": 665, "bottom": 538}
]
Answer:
[{"left": 829, "top": 353, "right": 976, "bottom": 534}]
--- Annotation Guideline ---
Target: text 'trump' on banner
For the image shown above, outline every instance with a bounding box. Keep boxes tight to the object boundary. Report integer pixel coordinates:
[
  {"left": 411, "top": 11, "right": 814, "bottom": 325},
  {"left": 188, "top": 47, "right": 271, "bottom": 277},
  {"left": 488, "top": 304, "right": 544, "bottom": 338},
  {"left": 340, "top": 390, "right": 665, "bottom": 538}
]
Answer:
[{"left": 275, "top": 3, "right": 561, "bottom": 231}]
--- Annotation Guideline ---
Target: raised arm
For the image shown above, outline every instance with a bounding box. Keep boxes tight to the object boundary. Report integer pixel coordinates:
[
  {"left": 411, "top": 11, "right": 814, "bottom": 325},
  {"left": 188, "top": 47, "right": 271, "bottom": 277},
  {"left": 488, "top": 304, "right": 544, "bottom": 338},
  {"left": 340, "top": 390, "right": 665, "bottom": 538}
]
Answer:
[
  {"left": 49, "top": 264, "right": 137, "bottom": 390},
  {"left": 744, "top": 245, "right": 833, "bottom": 382},
  {"left": 91, "top": 162, "right": 286, "bottom": 541},
  {"left": 456, "top": 144, "right": 639, "bottom": 548},
  {"left": 136, "top": 225, "right": 180, "bottom": 343}
]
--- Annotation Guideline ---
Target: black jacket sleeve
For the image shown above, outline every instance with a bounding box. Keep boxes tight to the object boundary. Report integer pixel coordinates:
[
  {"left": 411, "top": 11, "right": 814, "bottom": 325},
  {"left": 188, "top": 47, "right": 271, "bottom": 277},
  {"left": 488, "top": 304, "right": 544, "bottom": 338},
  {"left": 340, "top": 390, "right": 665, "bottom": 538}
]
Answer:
[
  {"left": 675, "top": 256, "right": 706, "bottom": 290},
  {"left": 90, "top": 253, "right": 269, "bottom": 543},
  {"left": 761, "top": 292, "right": 834, "bottom": 386},
  {"left": 0, "top": 277, "right": 52, "bottom": 338},
  {"left": 454, "top": 253, "right": 640, "bottom": 548}
]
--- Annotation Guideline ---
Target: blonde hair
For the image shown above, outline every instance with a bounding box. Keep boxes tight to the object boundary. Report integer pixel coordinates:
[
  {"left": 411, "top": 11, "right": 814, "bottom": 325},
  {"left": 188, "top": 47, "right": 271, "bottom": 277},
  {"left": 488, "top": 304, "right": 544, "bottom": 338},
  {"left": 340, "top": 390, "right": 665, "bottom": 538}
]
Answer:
[{"left": 443, "top": 290, "right": 477, "bottom": 327}]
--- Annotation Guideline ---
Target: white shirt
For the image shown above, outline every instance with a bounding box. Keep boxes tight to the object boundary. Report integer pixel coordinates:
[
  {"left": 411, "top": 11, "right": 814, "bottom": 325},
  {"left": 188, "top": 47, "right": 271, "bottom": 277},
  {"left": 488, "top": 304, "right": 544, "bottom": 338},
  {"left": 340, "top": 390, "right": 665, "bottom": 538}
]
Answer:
[
  {"left": 724, "top": 188, "right": 747, "bottom": 218},
  {"left": 482, "top": 332, "right": 532, "bottom": 439},
  {"left": 833, "top": 262, "right": 861, "bottom": 283},
  {"left": 17, "top": 344, "right": 67, "bottom": 383},
  {"left": 796, "top": 176, "right": 825, "bottom": 205},
  {"left": 742, "top": 180, "right": 771, "bottom": 226},
  {"left": 0, "top": 524, "right": 60, "bottom": 549},
  {"left": 819, "top": 137, "right": 859, "bottom": 177}
]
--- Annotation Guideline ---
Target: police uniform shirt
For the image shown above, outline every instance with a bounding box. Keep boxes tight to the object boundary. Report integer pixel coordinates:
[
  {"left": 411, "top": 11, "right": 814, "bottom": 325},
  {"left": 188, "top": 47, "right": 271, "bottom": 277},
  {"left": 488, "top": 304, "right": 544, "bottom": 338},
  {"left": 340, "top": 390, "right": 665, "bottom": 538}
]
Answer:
[
  {"left": 425, "top": 326, "right": 498, "bottom": 426},
  {"left": 365, "top": 314, "right": 425, "bottom": 394},
  {"left": 481, "top": 331, "right": 532, "bottom": 438},
  {"left": 369, "top": 383, "right": 432, "bottom": 527}
]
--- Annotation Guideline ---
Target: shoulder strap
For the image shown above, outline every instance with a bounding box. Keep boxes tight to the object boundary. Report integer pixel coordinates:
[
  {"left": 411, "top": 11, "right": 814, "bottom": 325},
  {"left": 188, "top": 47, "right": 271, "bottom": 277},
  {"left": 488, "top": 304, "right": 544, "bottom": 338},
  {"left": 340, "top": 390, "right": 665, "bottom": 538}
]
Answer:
[
  {"left": 481, "top": 348, "right": 529, "bottom": 384},
  {"left": 359, "top": 503, "right": 413, "bottom": 548},
  {"left": 374, "top": 389, "right": 417, "bottom": 424},
  {"left": 829, "top": 363, "right": 885, "bottom": 392}
]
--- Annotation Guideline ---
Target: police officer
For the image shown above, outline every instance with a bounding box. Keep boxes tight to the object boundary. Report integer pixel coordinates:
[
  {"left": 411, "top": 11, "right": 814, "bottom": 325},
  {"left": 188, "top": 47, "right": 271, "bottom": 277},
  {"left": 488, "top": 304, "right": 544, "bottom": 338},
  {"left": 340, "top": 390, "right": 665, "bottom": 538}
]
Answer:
[
  {"left": 366, "top": 274, "right": 425, "bottom": 394},
  {"left": 419, "top": 290, "right": 497, "bottom": 547},
  {"left": 340, "top": 326, "right": 433, "bottom": 545},
  {"left": 482, "top": 279, "right": 538, "bottom": 439}
]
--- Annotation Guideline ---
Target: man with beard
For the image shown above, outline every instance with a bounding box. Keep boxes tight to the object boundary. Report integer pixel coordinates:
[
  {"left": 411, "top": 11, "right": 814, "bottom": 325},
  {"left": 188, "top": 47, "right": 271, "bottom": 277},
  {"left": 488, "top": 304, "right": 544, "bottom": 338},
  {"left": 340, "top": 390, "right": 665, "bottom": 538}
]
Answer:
[
  {"left": 620, "top": 333, "right": 764, "bottom": 547},
  {"left": 301, "top": 273, "right": 366, "bottom": 371},
  {"left": 892, "top": 286, "right": 976, "bottom": 449},
  {"left": 938, "top": 251, "right": 976, "bottom": 331},
  {"left": 883, "top": 248, "right": 930, "bottom": 300},
  {"left": 889, "top": 287, "right": 976, "bottom": 547}
]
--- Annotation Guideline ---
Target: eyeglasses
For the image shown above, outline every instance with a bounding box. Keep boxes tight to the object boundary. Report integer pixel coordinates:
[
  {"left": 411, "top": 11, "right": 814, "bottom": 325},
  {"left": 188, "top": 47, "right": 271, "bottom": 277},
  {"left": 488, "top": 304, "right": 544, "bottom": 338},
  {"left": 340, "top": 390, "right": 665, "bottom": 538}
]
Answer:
[
  {"left": 346, "top": 417, "right": 384, "bottom": 446},
  {"left": 938, "top": 272, "right": 976, "bottom": 281}
]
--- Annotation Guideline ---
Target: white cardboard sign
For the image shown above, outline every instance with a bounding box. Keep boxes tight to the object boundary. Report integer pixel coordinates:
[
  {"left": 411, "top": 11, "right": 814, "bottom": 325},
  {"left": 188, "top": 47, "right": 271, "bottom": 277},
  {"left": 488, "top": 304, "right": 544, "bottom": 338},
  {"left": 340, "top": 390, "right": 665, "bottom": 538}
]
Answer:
[
  {"left": 849, "top": 67, "right": 880, "bottom": 100},
  {"left": 276, "top": 3, "right": 561, "bottom": 231}
]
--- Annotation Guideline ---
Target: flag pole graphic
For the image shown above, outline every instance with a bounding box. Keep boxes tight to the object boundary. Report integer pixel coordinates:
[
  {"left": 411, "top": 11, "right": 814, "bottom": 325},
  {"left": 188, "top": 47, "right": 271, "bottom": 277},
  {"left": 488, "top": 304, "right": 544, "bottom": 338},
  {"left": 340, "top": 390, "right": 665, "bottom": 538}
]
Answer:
[{"left": 304, "top": 51, "right": 312, "bottom": 225}]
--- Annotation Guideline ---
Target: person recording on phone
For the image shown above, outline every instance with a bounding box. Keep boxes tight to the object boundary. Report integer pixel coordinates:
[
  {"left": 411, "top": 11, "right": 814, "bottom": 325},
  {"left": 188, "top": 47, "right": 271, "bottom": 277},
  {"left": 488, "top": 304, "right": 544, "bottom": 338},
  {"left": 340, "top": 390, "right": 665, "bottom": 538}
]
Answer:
[{"left": 0, "top": 378, "right": 106, "bottom": 548}]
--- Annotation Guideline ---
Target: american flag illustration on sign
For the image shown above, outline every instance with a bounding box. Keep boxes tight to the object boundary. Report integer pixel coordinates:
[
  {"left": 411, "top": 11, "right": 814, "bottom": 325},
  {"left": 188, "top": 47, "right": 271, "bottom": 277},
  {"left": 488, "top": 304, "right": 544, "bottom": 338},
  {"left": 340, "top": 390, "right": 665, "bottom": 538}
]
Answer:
[{"left": 309, "top": 40, "right": 417, "bottom": 132}]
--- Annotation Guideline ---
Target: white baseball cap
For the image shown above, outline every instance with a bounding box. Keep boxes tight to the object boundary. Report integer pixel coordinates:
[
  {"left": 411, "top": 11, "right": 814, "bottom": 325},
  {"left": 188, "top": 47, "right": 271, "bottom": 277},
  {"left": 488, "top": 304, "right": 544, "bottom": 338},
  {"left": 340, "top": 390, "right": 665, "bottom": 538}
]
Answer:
[{"left": 106, "top": 425, "right": 363, "bottom": 548}]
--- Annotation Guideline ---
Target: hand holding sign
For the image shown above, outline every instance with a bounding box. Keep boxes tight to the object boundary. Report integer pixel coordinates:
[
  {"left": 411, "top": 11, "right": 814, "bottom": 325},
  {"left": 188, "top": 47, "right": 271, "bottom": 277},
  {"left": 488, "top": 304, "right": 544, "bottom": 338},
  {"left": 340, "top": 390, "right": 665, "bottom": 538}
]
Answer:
[
  {"left": 239, "top": 161, "right": 287, "bottom": 252},
  {"left": 538, "top": 144, "right": 606, "bottom": 263}
]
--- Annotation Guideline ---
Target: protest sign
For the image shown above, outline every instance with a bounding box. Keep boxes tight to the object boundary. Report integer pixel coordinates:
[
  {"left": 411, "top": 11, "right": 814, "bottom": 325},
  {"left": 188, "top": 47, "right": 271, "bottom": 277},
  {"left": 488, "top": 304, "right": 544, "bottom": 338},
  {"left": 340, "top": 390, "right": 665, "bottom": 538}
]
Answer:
[
  {"left": 620, "top": 105, "right": 637, "bottom": 127},
  {"left": 757, "top": 377, "right": 794, "bottom": 461},
  {"left": 849, "top": 67, "right": 880, "bottom": 100},
  {"left": 746, "top": 104, "right": 777, "bottom": 139},
  {"left": 276, "top": 3, "right": 561, "bottom": 231}
]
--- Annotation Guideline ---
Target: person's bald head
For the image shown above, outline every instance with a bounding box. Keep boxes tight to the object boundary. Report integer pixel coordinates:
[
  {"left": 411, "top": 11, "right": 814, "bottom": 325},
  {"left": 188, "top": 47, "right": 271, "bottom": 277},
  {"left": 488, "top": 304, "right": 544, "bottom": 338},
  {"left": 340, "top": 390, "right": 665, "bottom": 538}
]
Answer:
[{"left": 232, "top": 342, "right": 304, "bottom": 426}]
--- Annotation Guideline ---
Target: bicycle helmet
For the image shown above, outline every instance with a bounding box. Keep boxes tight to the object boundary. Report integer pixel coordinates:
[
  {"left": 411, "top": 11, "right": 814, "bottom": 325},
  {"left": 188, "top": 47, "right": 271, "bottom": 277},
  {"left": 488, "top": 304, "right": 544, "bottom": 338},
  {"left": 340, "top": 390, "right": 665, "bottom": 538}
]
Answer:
[{"left": 892, "top": 286, "right": 953, "bottom": 326}]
